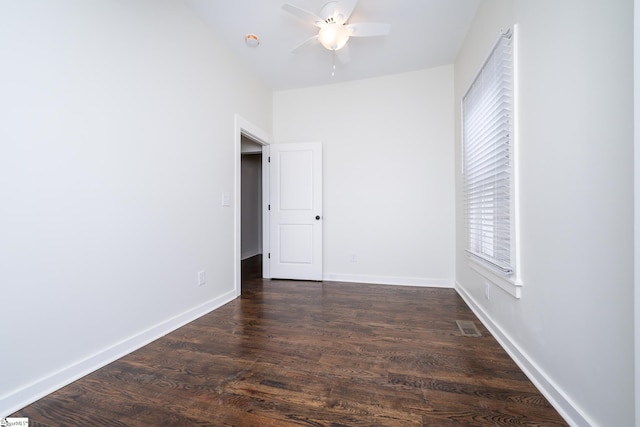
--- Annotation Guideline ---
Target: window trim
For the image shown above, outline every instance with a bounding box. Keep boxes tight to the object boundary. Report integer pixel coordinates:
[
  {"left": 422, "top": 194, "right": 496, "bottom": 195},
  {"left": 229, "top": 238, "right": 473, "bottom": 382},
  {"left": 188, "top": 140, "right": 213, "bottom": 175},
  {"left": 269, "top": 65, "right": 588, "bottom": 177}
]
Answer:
[
  {"left": 468, "top": 256, "right": 522, "bottom": 299},
  {"left": 462, "top": 26, "right": 522, "bottom": 299}
]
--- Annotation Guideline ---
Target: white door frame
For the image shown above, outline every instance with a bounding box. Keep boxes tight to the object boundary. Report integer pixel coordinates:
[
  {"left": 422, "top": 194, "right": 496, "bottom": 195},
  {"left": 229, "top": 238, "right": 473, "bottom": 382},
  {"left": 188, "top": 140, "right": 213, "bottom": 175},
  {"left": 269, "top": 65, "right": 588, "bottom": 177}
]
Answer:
[
  {"left": 234, "top": 114, "right": 271, "bottom": 296},
  {"left": 634, "top": 0, "right": 639, "bottom": 423}
]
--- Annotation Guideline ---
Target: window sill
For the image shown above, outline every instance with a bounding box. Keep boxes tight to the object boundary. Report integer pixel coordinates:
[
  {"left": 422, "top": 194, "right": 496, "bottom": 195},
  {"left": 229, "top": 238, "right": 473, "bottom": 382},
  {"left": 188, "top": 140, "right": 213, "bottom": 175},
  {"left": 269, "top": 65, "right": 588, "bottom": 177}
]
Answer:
[{"left": 468, "top": 257, "right": 522, "bottom": 299}]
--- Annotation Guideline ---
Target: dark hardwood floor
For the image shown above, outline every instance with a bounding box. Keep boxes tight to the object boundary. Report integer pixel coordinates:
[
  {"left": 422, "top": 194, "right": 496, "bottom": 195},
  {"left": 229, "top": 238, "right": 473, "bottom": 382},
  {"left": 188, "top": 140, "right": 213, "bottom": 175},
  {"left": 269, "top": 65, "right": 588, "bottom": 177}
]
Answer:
[{"left": 12, "top": 256, "right": 567, "bottom": 426}]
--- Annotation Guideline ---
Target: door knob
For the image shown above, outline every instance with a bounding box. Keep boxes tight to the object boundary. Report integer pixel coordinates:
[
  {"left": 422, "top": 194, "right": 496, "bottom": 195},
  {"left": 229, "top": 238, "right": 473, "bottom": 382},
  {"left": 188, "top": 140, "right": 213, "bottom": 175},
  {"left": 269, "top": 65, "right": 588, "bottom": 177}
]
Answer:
[{"left": 315, "top": 215, "right": 321, "bottom": 220}]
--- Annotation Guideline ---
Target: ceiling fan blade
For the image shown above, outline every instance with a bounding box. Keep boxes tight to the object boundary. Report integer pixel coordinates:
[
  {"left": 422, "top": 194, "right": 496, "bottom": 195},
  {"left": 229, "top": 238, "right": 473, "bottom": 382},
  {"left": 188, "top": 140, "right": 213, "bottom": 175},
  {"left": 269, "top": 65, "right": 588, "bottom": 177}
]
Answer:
[
  {"left": 336, "top": 44, "right": 351, "bottom": 64},
  {"left": 291, "top": 35, "right": 320, "bottom": 54},
  {"left": 347, "top": 22, "right": 391, "bottom": 37},
  {"left": 333, "top": 0, "right": 358, "bottom": 24},
  {"left": 282, "top": 3, "right": 325, "bottom": 27}
]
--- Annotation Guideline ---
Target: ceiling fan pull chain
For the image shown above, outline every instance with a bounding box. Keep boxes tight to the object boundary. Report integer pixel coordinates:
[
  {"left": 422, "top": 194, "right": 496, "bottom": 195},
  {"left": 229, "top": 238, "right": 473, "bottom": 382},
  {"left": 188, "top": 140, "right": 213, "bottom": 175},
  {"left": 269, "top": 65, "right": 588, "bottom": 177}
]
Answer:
[{"left": 332, "top": 50, "right": 336, "bottom": 77}]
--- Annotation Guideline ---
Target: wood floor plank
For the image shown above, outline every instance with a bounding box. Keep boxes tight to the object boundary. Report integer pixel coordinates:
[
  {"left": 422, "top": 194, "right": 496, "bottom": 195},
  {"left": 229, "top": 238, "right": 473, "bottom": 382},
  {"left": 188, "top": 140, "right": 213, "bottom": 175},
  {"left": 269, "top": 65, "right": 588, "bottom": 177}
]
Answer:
[{"left": 11, "top": 256, "right": 567, "bottom": 426}]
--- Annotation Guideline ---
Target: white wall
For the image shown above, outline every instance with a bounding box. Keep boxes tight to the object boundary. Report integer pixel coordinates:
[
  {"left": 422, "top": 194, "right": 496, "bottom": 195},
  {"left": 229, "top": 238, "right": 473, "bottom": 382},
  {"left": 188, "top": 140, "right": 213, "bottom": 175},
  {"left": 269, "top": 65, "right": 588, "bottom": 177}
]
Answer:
[
  {"left": 274, "top": 66, "right": 455, "bottom": 287},
  {"left": 0, "top": 0, "right": 272, "bottom": 416},
  {"left": 454, "top": 1, "right": 634, "bottom": 425}
]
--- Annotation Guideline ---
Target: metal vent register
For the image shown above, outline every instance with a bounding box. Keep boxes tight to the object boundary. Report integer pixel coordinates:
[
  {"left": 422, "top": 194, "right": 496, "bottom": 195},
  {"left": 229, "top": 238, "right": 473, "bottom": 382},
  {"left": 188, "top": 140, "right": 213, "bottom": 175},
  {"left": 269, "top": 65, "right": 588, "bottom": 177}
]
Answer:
[{"left": 456, "top": 320, "right": 482, "bottom": 337}]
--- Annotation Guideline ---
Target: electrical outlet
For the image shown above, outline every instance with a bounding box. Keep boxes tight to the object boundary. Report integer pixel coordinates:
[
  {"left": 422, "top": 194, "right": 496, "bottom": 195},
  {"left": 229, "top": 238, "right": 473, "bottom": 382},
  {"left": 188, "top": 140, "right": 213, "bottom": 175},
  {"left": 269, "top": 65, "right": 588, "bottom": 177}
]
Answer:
[
  {"left": 350, "top": 253, "right": 357, "bottom": 263},
  {"left": 198, "top": 270, "right": 206, "bottom": 286}
]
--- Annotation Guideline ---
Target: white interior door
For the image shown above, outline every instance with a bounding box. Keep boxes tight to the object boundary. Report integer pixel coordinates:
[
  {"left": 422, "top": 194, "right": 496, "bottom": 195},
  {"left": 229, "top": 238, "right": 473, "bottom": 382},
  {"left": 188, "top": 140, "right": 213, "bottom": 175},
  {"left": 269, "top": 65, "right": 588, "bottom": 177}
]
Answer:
[{"left": 269, "top": 142, "right": 322, "bottom": 280}]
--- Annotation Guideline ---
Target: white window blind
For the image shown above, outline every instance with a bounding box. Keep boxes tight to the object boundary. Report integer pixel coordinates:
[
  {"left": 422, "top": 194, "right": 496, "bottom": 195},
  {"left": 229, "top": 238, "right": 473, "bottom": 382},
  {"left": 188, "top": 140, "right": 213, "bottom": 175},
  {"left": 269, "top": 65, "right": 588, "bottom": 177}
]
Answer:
[{"left": 462, "top": 30, "right": 514, "bottom": 274}]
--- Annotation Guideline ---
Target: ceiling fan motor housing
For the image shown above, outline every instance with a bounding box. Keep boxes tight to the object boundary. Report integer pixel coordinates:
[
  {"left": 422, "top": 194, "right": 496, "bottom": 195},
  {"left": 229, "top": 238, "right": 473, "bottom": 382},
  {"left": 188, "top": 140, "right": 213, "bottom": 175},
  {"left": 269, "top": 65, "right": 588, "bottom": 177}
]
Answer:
[{"left": 320, "top": 1, "right": 341, "bottom": 22}]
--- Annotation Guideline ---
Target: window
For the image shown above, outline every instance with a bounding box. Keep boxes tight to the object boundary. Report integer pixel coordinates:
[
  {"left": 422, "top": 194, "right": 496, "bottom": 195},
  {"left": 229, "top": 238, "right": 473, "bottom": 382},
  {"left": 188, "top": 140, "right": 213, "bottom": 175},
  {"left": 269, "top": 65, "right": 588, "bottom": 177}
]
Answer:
[{"left": 462, "top": 29, "right": 515, "bottom": 277}]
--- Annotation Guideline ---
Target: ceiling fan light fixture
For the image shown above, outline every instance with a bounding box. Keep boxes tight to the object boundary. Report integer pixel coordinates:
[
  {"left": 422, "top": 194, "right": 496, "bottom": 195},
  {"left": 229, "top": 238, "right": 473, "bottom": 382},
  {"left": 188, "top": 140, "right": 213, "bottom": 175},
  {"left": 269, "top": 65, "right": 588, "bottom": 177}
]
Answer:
[{"left": 318, "top": 23, "right": 350, "bottom": 51}]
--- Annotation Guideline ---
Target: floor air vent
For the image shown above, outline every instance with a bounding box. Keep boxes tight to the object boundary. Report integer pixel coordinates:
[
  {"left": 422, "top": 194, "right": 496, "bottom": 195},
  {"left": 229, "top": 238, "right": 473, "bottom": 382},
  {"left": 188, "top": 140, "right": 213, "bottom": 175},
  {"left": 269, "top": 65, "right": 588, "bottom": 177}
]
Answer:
[{"left": 456, "top": 320, "right": 482, "bottom": 337}]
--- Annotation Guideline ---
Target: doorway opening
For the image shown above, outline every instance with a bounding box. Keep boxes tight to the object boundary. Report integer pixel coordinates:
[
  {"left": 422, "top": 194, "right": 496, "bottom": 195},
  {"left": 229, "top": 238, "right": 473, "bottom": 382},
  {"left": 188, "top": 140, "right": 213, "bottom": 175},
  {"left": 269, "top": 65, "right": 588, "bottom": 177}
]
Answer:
[
  {"left": 240, "top": 135, "right": 263, "bottom": 288},
  {"left": 234, "top": 115, "right": 270, "bottom": 296}
]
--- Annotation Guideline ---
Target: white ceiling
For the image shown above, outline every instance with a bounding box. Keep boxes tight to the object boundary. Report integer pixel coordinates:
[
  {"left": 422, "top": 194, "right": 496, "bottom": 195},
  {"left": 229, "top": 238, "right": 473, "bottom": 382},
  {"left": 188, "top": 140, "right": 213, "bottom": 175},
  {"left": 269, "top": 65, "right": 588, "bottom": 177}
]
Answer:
[{"left": 186, "top": 0, "right": 480, "bottom": 91}]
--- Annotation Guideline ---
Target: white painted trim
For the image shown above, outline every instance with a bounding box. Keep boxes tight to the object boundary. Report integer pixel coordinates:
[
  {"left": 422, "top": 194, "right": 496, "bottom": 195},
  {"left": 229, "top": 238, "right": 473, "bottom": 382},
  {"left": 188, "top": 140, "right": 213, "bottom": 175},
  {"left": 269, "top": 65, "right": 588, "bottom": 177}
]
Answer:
[
  {"left": 455, "top": 282, "right": 592, "bottom": 427},
  {"left": 233, "top": 115, "right": 271, "bottom": 292},
  {"left": 324, "top": 273, "right": 453, "bottom": 288},
  {"left": 467, "top": 257, "right": 522, "bottom": 298},
  {"left": 261, "top": 144, "right": 271, "bottom": 279},
  {"left": 0, "top": 290, "right": 237, "bottom": 419},
  {"left": 634, "top": 1, "right": 640, "bottom": 424},
  {"left": 512, "top": 24, "right": 522, "bottom": 285}
]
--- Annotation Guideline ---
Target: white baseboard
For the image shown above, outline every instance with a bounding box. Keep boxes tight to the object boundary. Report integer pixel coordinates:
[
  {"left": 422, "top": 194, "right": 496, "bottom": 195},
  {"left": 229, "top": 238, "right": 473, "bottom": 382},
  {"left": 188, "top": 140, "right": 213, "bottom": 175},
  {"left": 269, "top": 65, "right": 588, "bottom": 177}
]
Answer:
[
  {"left": 241, "top": 248, "right": 261, "bottom": 260},
  {"left": 324, "top": 273, "right": 453, "bottom": 288},
  {"left": 454, "top": 282, "right": 593, "bottom": 427},
  {"left": 0, "top": 289, "right": 237, "bottom": 419}
]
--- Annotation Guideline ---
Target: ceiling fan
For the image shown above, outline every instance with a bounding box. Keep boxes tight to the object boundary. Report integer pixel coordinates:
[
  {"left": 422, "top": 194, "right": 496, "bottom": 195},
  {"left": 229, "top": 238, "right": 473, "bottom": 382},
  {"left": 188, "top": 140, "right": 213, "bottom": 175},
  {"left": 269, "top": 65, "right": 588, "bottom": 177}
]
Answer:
[{"left": 282, "top": 0, "right": 391, "bottom": 70}]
